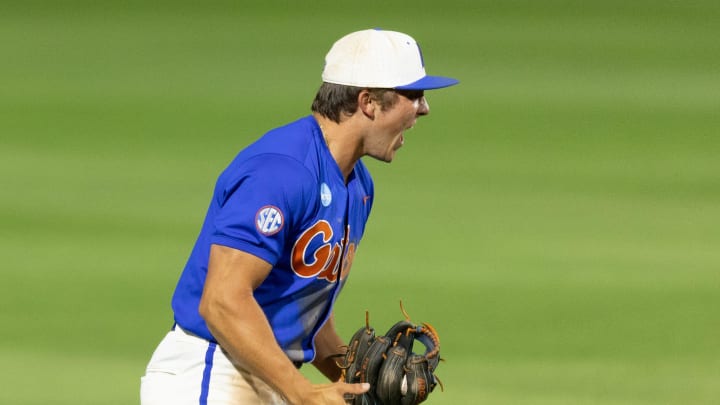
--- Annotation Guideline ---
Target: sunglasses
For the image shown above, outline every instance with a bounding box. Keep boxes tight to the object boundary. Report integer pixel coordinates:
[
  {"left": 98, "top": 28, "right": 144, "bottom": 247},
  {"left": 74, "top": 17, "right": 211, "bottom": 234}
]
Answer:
[{"left": 394, "top": 89, "right": 425, "bottom": 101}]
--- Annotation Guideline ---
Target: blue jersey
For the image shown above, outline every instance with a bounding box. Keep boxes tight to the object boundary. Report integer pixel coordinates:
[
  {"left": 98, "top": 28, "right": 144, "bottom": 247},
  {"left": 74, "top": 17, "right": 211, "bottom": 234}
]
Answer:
[{"left": 171, "top": 115, "right": 374, "bottom": 363}]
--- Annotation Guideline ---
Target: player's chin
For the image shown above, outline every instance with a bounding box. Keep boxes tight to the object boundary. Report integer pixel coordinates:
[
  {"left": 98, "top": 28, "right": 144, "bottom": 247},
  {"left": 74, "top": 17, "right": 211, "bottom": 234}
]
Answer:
[
  {"left": 376, "top": 148, "right": 399, "bottom": 163},
  {"left": 388, "top": 143, "right": 405, "bottom": 161},
  {"left": 371, "top": 138, "right": 404, "bottom": 163},
  {"left": 389, "top": 136, "right": 405, "bottom": 157},
  {"left": 378, "top": 152, "right": 396, "bottom": 163},
  {"left": 393, "top": 132, "right": 405, "bottom": 150}
]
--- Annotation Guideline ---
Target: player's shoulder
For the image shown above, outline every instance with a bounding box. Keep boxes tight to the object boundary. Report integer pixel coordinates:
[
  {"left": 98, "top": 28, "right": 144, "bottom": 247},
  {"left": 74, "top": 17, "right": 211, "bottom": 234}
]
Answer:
[
  {"left": 243, "top": 116, "right": 319, "bottom": 162},
  {"left": 218, "top": 116, "right": 322, "bottom": 191}
]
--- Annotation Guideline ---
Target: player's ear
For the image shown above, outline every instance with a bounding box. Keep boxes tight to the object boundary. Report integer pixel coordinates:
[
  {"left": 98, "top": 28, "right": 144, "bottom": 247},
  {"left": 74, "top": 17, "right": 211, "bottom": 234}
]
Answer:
[{"left": 358, "top": 89, "right": 376, "bottom": 119}]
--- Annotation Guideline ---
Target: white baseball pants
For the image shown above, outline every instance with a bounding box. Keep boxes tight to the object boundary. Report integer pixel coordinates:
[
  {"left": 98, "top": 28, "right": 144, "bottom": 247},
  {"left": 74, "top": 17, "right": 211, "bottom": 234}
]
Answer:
[{"left": 141, "top": 325, "right": 287, "bottom": 405}]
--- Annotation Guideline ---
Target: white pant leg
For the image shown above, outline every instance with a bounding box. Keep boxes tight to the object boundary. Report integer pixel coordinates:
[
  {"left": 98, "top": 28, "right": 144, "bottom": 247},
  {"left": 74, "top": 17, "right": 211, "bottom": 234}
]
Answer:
[{"left": 140, "top": 326, "right": 287, "bottom": 405}]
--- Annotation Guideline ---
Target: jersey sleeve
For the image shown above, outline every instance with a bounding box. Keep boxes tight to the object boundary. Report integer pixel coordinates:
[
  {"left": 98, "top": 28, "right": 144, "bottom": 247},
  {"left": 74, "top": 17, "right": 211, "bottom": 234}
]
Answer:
[{"left": 210, "top": 154, "right": 317, "bottom": 265}]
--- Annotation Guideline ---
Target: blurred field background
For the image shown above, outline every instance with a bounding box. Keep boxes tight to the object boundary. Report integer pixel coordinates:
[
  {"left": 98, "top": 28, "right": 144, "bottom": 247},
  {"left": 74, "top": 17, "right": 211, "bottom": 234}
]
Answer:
[{"left": 2, "top": 0, "right": 719, "bottom": 403}]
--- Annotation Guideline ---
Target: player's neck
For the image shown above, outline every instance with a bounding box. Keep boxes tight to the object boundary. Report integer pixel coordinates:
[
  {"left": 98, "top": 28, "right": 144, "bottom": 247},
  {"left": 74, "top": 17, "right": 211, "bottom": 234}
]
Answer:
[{"left": 314, "top": 113, "right": 363, "bottom": 183}]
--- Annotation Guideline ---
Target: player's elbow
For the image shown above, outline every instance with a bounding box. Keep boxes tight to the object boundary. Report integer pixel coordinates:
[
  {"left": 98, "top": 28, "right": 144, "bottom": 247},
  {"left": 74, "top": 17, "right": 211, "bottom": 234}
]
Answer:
[
  {"left": 198, "top": 293, "right": 212, "bottom": 322},
  {"left": 198, "top": 287, "right": 251, "bottom": 331},
  {"left": 198, "top": 289, "right": 225, "bottom": 328}
]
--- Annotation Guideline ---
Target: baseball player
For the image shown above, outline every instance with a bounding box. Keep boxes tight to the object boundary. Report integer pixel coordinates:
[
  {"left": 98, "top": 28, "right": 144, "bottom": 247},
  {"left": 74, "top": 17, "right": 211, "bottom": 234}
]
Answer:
[{"left": 140, "top": 28, "right": 458, "bottom": 405}]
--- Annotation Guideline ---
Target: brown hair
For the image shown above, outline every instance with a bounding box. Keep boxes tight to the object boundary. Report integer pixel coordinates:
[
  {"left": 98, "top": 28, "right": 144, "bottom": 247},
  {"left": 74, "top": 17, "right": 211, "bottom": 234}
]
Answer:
[{"left": 311, "top": 82, "right": 398, "bottom": 123}]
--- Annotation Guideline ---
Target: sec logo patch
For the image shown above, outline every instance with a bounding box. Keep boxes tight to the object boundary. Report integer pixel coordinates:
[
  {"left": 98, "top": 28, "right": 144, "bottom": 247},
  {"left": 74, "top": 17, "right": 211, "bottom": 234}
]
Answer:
[{"left": 255, "top": 205, "right": 284, "bottom": 235}]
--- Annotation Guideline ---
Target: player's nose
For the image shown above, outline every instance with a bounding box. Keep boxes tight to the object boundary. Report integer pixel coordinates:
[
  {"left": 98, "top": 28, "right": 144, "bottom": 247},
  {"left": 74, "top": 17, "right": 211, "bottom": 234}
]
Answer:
[{"left": 416, "top": 96, "right": 429, "bottom": 116}]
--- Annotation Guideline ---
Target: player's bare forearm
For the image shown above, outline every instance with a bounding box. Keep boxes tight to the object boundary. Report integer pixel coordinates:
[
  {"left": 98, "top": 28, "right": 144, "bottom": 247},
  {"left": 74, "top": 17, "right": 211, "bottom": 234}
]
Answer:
[
  {"left": 311, "top": 313, "right": 347, "bottom": 381},
  {"left": 203, "top": 296, "right": 314, "bottom": 403},
  {"left": 200, "top": 245, "right": 313, "bottom": 404},
  {"left": 199, "top": 245, "right": 369, "bottom": 405}
]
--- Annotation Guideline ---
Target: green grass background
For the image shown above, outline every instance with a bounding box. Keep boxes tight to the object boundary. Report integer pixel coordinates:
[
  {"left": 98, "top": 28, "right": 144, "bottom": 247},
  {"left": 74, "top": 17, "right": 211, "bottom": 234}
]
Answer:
[{"left": 2, "top": 0, "right": 719, "bottom": 403}]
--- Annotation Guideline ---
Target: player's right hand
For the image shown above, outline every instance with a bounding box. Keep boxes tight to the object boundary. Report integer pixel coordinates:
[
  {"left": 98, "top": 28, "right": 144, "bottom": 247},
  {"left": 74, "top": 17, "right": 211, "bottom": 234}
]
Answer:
[{"left": 302, "top": 381, "right": 370, "bottom": 405}]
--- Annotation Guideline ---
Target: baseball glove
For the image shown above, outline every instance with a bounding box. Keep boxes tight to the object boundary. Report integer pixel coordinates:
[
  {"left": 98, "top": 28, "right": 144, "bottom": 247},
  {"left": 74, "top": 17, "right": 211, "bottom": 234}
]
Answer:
[{"left": 341, "top": 303, "right": 442, "bottom": 405}]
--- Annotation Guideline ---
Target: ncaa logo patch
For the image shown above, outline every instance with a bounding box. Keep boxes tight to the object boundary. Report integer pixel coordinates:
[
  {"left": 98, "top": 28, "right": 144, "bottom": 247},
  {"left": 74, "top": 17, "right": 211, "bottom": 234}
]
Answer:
[
  {"left": 255, "top": 205, "right": 284, "bottom": 236},
  {"left": 320, "top": 183, "right": 332, "bottom": 207}
]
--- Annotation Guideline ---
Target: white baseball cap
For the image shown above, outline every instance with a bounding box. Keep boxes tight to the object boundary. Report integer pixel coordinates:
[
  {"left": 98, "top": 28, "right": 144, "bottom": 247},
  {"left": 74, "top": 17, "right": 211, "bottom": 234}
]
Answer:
[{"left": 321, "top": 29, "right": 459, "bottom": 90}]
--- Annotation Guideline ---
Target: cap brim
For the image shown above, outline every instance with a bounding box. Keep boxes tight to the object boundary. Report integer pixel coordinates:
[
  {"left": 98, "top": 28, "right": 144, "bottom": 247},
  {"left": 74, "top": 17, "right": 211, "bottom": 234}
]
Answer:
[{"left": 394, "top": 75, "right": 459, "bottom": 90}]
